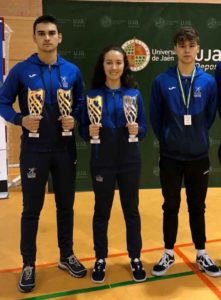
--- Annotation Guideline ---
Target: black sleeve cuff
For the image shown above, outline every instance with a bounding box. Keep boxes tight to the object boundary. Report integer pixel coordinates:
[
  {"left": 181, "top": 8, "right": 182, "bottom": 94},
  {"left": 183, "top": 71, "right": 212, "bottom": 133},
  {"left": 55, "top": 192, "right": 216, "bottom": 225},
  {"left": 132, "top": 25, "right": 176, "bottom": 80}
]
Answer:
[{"left": 14, "top": 114, "right": 23, "bottom": 126}]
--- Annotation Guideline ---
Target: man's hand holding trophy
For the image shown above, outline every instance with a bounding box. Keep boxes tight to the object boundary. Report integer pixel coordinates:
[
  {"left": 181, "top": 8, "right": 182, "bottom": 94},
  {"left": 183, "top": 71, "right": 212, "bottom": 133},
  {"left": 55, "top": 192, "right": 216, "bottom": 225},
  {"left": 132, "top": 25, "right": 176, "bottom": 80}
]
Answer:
[
  {"left": 123, "top": 95, "right": 138, "bottom": 143},
  {"left": 87, "top": 95, "right": 103, "bottom": 144},
  {"left": 57, "top": 88, "right": 74, "bottom": 136}
]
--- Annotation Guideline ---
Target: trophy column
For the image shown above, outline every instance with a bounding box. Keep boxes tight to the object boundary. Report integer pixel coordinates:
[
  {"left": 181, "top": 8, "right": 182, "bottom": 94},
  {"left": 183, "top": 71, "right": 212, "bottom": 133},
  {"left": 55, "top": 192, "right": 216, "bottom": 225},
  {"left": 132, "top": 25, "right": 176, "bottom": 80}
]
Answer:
[
  {"left": 28, "top": 88, "right": 45, "bottom": 138},
  {"left": 87, "top": 96, "right": 103, "bottom": 144},
  {"left": 57, "top": 88, "right": 73, "bottom": 136},
  {"left": 123, "top": 95, "right": 138, "bottom": 143}
]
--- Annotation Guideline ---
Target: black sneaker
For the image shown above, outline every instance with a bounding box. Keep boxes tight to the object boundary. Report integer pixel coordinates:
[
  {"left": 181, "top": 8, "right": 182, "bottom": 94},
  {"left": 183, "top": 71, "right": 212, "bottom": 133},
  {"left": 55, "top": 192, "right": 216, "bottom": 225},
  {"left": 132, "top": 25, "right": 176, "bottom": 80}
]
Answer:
[
  {"left": 91, "top": 259, "right": 106, "bottom": 283},
  {"left": 18, "top": 265, "right": 35, "bottom": 293},
  {"left": 130, "top": 258, "right": 147, "bottom": 282},
  {"left": 151, "top": 253, "right": 175, "bottom": 276},
  {"left": 196, "top": 254, "right": 221, "bottom": 277},
  {"left": 58, "top": 254, "right": 87, "bottom": 278}
]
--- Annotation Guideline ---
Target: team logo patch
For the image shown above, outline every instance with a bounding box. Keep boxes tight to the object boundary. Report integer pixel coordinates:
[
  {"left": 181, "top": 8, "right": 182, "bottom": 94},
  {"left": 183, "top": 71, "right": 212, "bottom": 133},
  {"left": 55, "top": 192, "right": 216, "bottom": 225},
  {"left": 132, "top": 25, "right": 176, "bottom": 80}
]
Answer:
[
  {"left": 95, "top": 175, "right": 103, "bottom": 182},
  {"left": 193, "top": 87, "right": 202, "bottom": 98},
  {"left": 61, "top": 76, "right": 68, "bottom": 88},
  {"left": 28, "top": 73, "right": 37, "bottom": 78},
  {"left": 122, "top": 38, "right": 150, "bottom": 72},
  {"left": 27, "top": 168, "right": 36, "bottom": 179}
]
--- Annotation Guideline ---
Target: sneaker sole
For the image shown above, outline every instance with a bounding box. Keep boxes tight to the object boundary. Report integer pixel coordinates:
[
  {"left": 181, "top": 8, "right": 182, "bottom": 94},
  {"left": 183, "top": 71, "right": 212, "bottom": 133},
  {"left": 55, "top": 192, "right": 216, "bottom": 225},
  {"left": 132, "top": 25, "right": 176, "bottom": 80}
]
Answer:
[
  {"left": 151, "top": 261, "right": 175, "bottom": 277},
  {"left": 91, "top": 276, "right": 105, "bottom": 284},
  {"left": 197, "top": 263, "right": 221, "bottom": 277},
  {"left": 58, "top": 263, "right": 87, "bottom": 278},
  {"left": 133, "top": 275, "right": 147, "bottom": 282},
  {"left": 18, "top": 284, "right": 35, "bottom": 293}
]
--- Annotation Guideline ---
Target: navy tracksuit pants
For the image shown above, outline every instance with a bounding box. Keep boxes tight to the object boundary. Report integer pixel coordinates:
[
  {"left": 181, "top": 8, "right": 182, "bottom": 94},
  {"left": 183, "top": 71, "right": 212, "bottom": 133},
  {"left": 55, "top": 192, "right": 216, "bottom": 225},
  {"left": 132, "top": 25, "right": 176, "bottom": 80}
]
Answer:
[
  {"left": 20, "top": 148, "right": 76, "bottom": 264},
  {"left": 91, "top": 164, "right": 142, "bottom": 259},
  {"left": 159, "top": 156, "right": 209, "bottom": 250},
  {"left": 89, "top": 127, "right": 143, "bottom": 259}
]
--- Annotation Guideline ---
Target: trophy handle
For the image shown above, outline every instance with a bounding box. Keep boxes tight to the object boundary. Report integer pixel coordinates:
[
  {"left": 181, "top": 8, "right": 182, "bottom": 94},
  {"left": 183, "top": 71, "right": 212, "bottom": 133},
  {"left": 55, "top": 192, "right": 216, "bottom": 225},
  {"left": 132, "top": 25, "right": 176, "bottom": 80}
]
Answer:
[
  {"left": 90, "top": 136, "right": 100, "bottom": 144},
  {"left": 90, "top": 126, "right": 101, "bottom": 144},
  {"left": 62, "top": 129, "right": 72, "bottom": 137},
  {"left": 28, "top": 115, "right": 41, "bottom": 138},
  {"left": 29, "top": 132, "right": 39, "bottom": 138},
  {"left": 128, "top": 134, "right": 138, "bottom": 143}
]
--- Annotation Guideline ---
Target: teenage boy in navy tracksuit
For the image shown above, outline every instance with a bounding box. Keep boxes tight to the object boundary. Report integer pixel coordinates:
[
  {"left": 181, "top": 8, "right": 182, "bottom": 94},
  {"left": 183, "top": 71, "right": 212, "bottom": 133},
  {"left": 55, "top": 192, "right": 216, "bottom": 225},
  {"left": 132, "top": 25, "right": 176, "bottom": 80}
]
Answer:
[
  {"left": 0, "top": 15, "right": 86, "bottom": 293},
  {"left": 150, "top": 26, "right": 221, "bottom": 278}
]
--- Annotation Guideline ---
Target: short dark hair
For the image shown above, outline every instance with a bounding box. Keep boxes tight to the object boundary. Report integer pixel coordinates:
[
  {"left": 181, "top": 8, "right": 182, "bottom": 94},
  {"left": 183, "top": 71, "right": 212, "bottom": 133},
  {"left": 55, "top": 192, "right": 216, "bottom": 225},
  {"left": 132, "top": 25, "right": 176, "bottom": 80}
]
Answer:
[
  {"left": 33, "top": 15, "right": 60, "bottom": 34},
  {"left": 173, "top": 26, "right": 200, "bottom": 45},
  {"left": 91, "top": 45, "right": 137, "bottom": 89}
]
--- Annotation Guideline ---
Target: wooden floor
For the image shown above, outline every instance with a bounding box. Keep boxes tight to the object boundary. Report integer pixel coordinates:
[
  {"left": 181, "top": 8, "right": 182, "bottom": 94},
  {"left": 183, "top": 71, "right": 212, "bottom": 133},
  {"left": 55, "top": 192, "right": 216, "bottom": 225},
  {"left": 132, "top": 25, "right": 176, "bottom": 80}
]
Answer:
[{"left": 1, "top": 186, "right": 221, "bottom": 300}]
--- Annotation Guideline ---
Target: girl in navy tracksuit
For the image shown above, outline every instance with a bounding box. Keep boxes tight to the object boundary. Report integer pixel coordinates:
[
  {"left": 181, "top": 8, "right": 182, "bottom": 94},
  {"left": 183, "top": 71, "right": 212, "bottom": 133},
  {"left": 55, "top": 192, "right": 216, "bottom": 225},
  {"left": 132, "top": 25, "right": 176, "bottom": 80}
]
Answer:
[{"left": 79, "top": 45, "right": 147, "bottom": 283}]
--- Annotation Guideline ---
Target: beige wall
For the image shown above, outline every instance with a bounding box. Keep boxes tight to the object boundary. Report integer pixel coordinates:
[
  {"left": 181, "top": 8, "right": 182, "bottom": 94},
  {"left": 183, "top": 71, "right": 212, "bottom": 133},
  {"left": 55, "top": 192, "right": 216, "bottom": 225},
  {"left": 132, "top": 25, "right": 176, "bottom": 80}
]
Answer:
[
  {"left": 0, "top": 0, "right": 42, "bottom": 17},
  {"left": 1, "top": 0, "right": 221, "bottom": 163}
]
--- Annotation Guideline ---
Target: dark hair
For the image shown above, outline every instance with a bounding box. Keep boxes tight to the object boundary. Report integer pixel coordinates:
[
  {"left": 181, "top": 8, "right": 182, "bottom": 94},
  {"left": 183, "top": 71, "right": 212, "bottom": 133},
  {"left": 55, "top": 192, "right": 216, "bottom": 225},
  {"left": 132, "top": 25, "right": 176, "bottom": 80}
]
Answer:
[
  {"left": 33, "top": 15, "right": 60, "bottom": 34},
  {"left": 91, "top": 45, "right": 137, "bottom": 89},
  {"left": 173, "top": 26, "right": 200, "bottom": 45}
]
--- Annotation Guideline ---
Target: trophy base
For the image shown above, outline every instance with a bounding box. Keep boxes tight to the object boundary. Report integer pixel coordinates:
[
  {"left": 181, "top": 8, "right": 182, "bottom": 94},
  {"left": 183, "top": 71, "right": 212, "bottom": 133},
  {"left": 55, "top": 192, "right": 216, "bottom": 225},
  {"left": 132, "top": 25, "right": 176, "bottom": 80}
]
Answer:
[
  {"left": 62, "top": 131, "right": 72, "bottom": 136},
  {"left": 29, "top": 132, "right": 39, "bottom": 138},
  {"left": 128, "top": 135, "right": 138, "bottom": 143},
  {"left": 90, "top": 138, "right": 100, "bottom": 144}
]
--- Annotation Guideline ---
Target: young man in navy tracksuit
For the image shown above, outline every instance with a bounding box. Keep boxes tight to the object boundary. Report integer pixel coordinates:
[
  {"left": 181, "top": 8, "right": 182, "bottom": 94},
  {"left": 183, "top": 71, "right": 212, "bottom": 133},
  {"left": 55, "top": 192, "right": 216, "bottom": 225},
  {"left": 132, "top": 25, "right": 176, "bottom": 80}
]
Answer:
[
  {"left": 0, "top": 15, "right": 86, "bottom": 293},
  {"left": 150, "top": 26, "right": 221, "bottom": 277}
]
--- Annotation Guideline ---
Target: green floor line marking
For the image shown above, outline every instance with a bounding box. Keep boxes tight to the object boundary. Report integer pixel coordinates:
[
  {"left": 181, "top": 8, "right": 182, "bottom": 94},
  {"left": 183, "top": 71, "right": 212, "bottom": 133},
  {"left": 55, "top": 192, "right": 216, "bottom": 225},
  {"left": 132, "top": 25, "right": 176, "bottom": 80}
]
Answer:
[{"left": 19, "top": 270, "right": 194, "bottom": 300}]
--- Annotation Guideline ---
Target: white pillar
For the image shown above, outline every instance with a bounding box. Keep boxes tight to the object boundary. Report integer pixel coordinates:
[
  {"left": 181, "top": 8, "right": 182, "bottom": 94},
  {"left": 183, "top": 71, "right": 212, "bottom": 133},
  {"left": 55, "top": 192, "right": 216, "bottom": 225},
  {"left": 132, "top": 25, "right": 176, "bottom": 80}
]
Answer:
[
  {"left": 0, "top": 116, "right": 8, "bottom": 198},
  {"left": 0, "top": 18, "right": 8, "bottom": 199}
]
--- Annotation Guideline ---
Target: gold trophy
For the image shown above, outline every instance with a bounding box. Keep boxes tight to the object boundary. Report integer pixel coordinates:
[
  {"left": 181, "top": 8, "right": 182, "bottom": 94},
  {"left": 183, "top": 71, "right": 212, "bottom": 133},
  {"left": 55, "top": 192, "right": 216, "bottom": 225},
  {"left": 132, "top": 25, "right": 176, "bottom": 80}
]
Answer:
[
  {"left": 87, "top": 96, "right": 103, "bottom": 144},
  {"left": 28, "top": 88, "right": 45, "bottom": 138},
  {"left": 123, "top": 95, "right": 138, "bottom": 143},
  {"left": 57, "top": 88, "right": 73, "bottom": 136}
]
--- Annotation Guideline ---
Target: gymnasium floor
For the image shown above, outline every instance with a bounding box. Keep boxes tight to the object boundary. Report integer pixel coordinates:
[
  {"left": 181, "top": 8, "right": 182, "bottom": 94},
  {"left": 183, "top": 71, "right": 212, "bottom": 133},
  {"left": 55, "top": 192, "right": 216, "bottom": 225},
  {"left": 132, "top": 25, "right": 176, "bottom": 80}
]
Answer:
[{"left": 1, "top": 185, "right": 221, "bottom": 300}]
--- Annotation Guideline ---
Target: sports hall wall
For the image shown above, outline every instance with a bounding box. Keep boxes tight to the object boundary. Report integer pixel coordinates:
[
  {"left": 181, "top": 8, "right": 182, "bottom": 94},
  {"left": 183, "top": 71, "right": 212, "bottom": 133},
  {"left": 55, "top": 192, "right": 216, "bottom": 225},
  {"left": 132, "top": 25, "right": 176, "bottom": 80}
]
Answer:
[{"left": 1, "top": 0, "right": 221, "bottom": 191}]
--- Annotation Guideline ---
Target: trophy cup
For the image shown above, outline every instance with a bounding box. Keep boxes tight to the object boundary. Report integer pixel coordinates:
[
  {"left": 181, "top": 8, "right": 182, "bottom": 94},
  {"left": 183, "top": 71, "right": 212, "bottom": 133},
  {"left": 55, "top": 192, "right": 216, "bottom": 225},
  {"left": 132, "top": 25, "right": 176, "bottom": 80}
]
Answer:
[
  {"left": 28, "top": 88, "right": 45, "bottom": 138},
  {"left": 123, "top": 95, "right": 138, "bottom": 143},
  {"left": 57, "top": 88, "right": 73, "bottom": 136},
  {"left": 87, "top": 96, "right": 103, "bottom": 144}
]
